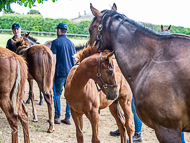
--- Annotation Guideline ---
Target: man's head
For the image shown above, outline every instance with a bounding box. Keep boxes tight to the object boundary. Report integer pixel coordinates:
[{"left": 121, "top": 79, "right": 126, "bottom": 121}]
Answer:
[
  {"left": 56, "top": 23, "right": 68, "bottom": 36},
  {"left": 12, "top": 23, "right": 21, "bottom": 38}
]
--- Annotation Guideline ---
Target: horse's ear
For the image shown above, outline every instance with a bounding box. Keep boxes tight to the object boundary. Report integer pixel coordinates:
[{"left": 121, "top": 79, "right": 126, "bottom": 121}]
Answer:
[
  {"left": 104, "top": 51, "right": 115, "bottom": 64},
  {"left": 111, "top": 3, "right": 117, "bottom": 11},
  {"left": 161, "top": 25, "right": 164, "bottom": 32},
  {"left": 11, "top": 39, "right": 16, "bottom": 46},
  {"left": 90, "top": 3, "right": 101, "bottom": 17},
  {"left": 25, "top": 32, "right": 30, "bottom": 38},
  {"left": 168, "top": 25, "right": 171, "bottom": 30}
]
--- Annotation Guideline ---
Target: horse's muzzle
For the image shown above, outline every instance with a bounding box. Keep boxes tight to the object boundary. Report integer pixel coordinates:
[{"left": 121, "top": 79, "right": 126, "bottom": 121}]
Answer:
[{"left": 106, "top": 89, "right": 119, "bottom": 100}]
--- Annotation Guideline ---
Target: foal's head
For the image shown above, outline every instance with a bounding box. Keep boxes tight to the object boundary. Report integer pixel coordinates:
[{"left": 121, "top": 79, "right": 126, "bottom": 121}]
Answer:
[
  {"left": 22, "top": 32, "right": 40, "bottom": 46},
  {"left": 11, "top": 36, "right": 30, "bottom": 48},
  {"left": 11, "top": 37, "right": 30, "bottom": 55},
  {"left": 75, "top": 45, "right": 119, "bottom": 100}
]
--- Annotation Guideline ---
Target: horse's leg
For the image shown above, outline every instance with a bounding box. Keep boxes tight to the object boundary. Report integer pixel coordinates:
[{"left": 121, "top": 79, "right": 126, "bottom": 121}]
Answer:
[
  {"left": 28, "top": 79, "right": 38, "bottom": 122},
  {"left": 119, "top": 96, "right": 133, "bottom": 143},
  {"left": 109, "top": 100, "right": 126, "bottom": 143},
  {"left": 18, "top": 103, "right": 30, "bottom": 143},
  {"left": 39, "top": 91, "right": 43, "bottom": 105},
  {"left": 43, "top": 91, "right": 54, "bottom": 133},
  {"left": 71, "top": 108, "right": 84, "bottom": 143},
  {"left": 155, "top": 125, "right": 181, "bottom": 143},
  {"left": 85, "top": 108, "right": 100, "bottom": 143},
  {"left": 25, "top": 79, "right": 33, "bottom": 104},
  {"left": 0, "top": 99, "right": 18, "bottom": 143}
]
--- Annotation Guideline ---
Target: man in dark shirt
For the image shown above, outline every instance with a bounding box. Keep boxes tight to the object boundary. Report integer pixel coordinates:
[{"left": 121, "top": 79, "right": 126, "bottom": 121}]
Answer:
[
  {"left": 6, "top": 23, "right": 22, "bottom": 52},
  {"left": 51, "top": 23, "right": 76, "bottom": 124}
]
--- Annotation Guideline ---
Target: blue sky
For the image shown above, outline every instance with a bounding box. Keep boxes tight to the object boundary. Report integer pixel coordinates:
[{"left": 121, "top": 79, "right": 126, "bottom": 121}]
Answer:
[{"left": 1, "top": 0, "right": 190, "bottom": 28}]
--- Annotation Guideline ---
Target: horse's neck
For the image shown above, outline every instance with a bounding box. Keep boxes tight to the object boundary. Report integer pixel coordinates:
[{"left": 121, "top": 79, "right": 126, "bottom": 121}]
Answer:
[
  {"left": 70, "top": 59, "right": 97, "bottom": 92},
  {"left": 112, "top": 27, "right": 155, "bottom": 88}
]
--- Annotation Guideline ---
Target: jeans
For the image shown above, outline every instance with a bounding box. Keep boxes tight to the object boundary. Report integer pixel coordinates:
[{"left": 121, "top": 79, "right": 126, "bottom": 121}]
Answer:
[
  {"left": 132, "top": 97, "right": 185, "bottom": 142},
  {"left": 54, "top": 76, "right": 71, "bottom": 118},
  {"left": 131, "top": 97, "right": 142, "bottom": 133},
  {"left": 181, "top": 132, "right": 185, "bottom": 143}
]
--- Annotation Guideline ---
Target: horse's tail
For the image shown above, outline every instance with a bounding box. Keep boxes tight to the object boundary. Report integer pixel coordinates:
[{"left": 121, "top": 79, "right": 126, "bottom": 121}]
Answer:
[
  {"left": 42, "top": 46, "right": 55, "bottom": 94},
  {"left": 11, "top": 56, "right": 28, "bottom": 115}
]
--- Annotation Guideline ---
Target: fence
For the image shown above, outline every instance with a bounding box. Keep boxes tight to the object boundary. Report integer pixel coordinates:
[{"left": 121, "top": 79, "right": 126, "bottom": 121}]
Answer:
[{"left": 0, "top": 29, "right": 90, "bottom": 38}]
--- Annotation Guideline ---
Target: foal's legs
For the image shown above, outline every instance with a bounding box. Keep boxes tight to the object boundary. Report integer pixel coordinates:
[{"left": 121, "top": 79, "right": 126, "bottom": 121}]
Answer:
[
  {"left": 28, "top": 79, "right": 38, "bottom": 122},
  {"left": 109, "top": 100, "right": 126, "bottom": 143},
  {"left": 0, "top": 99, "right": 18, "bottom": 143},
  {"left": 43, "top": 91, "right": 54, "bottom": 133},
  {"left": 155, "top": 125, "right": 181, "bottom": 143},
  {"left": 85, "top": 108, "right": 100, "bottom": 143},
  {"left": 18, "top": 103, "right": 30, "bottom": 143},
  {"left": 71, "top": 108, "right": 84, "bottom": 143},
  {"left": 119, "top": 96, "right": 133, "bottom": 143}
]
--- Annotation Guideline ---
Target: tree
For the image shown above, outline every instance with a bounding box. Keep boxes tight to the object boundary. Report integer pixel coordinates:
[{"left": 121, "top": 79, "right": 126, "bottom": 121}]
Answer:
[
  {"left": 27, "top": 9, "right": 41, "bottom": 15},
  {"left": 0, "top": 0, "right": 57, "bottom": 12}
]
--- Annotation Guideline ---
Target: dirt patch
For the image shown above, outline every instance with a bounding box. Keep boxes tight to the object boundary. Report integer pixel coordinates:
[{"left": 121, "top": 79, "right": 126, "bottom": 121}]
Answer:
[{"left": 0, "top": 81, "right": 189, "bottom": 143}]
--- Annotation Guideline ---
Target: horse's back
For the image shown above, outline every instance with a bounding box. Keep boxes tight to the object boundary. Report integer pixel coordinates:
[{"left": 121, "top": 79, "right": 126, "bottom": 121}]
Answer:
[{"left": 27, "top": 44, "right": 54, "bottom": 92}]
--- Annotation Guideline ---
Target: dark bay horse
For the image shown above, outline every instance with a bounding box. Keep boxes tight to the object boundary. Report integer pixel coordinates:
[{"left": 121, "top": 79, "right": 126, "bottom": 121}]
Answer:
[
  {"left": 64, "top": 45, "right": 133, "bottom": 143},
  {"left": 0, "top": 47, "right": 29, "bottom": 143},
  {"left": 88, "top": 3, "right": 190, "bottom": 143},
  {"left": 11, "top": 37, "right": 55, "bottom": 133}
]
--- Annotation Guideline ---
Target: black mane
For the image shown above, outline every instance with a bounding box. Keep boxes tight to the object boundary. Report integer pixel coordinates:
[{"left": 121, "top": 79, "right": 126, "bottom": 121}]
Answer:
[{"left": 95, "top": 10, "right": 190, "bottom": 39}]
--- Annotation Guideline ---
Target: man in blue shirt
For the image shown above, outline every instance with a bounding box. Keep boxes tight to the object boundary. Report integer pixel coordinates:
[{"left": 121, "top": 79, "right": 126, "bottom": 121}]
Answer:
[
  {"left": 51, "top": 23, "right": 76, "bottom": 124},
  {"left": 6, "top": 23, "right": 22, "bottom": 52}
]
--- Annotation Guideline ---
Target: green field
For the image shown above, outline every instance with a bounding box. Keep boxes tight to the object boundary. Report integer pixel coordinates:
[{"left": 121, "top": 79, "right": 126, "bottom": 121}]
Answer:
[{"left": 0, "top": 33, "right": 87, "bottom": 48}]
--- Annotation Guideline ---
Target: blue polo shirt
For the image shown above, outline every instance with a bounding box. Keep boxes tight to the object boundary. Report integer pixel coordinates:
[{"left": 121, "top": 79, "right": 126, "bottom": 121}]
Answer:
[
  {"left": 51, "top": 35, "right": 76, "bottom": 77},
  {"left": 6, "top": 36, "right": 29, "bottom": 52}
]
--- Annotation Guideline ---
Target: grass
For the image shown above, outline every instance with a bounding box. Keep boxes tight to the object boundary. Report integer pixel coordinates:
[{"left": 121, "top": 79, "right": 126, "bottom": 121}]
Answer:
[{"left": 0, "top": 33, "right": 87, "bottom": 48}]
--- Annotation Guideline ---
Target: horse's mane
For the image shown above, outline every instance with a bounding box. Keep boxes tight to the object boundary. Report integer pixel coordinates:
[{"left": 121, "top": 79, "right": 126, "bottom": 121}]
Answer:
[
  {"left": 75, "top": 44, "right": 86, "bottom": 52},
  {"left": 94, "top": 10, "right": 190, "bottom": 39},
  {"left": 74, "top": 45, "right": 100, "bottom": 62}
]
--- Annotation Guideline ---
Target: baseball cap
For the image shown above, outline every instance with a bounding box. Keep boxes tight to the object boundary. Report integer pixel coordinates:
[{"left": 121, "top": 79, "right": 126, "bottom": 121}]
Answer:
[
  {"left": 12, "top": 23, "right": 21, "bottom": 29},
  {"left": 55, "top": 23, "right": 68, "bottom": 31}
]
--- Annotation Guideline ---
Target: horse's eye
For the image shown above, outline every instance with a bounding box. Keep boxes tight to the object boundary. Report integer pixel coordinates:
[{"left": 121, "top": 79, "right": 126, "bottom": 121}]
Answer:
[
  {"left": 89, "top": 29, "right": 92, "bottom": 33},
  {"left": 107, "top": 70, "right": 113, "bottom": 76}
]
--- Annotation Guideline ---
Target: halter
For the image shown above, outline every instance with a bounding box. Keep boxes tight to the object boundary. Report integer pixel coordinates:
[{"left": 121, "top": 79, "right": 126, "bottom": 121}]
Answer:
[
  {"left": 94, "top": 52, "right": 118, "bottom": 92},
  {"left": 95, "top": 12, "right": 107, "bottom": 49}
]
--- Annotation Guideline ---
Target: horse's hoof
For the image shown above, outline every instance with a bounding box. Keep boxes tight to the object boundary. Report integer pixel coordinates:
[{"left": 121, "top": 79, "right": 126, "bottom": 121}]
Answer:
[
  {"left": 39, "top": 101, "right": 43, "bottom": 105},
  {"left": 26, "top": 99, "right": 30, "bottom": 104},
  {"left": 47, "top": 129, "right": 54, "bottom": 133},
  {"left": 33, "top": 119, "right": 38, "bottom": 122}
]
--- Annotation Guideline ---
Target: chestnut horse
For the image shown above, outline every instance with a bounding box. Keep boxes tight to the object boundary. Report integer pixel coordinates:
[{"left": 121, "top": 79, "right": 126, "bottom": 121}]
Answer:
[
  {"left": 0, "top": 47, "right": 29, "bottom": 143},
  {"left": 11, "top": 37, "right": 55, "bottom": 133},
  {"left": 21, "top": 33, "right": 43, "bottom": 105},
  {"left": 64, "top": 45, "right": 133, "bottom": 143},
  {"left": 88, "top": 3, "right": 190, "bottom": 143}
]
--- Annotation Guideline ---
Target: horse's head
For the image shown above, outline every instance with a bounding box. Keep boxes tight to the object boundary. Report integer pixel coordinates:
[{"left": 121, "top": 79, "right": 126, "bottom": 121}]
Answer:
[
  {"left": 97, "top": 50, "right": 119, "bottom": 100},
  {"left": 21, "top": 32, "right": 39, "bottom": 46},
  {"left": 11, "top": 36, "right": 30, "bottom": 55},
  {"left": 11, "top": 36, "right": 30, "bottom": 48},
  {"left": 161, "top": 25, "right": 171, "bottom": 33},
  {"left": 75, "top": 45, "right": 119, "bottom": 100},
  {"left": 88, "top": 3, "right": 117, "bottom": 51}
]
